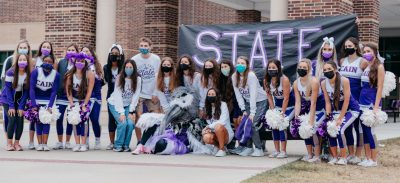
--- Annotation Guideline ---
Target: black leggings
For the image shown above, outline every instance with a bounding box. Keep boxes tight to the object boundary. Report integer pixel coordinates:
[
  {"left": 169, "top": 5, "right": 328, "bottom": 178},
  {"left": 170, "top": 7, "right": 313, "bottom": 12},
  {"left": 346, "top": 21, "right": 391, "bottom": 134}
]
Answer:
[
  {"left": 4, "top": 104, "right": 24, "bottom": 140},
  {"left": 139, "top": 125, "right": 158, "bottom": 145}
]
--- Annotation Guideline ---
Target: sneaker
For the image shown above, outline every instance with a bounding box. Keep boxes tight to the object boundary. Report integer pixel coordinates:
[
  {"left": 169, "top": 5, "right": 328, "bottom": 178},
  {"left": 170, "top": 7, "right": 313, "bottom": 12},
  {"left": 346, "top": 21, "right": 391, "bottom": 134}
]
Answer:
[
  {"left": 238, "top": 147, "right": 254, "bottom": 157},
  {"left": 94, "top": 139, "right": 101, "bottom": 150},
  {"left": 79, "top": 145, "right": 88, "bottom": 152},
  {"left": 72, "top": 145, "right": 81, "bottom": 152},
  {"left": 215, "top": 150, "right": 227, "bottom": 157},
  {"left": 277, "top": 152, "right": 288, "bottom": 159},
  {"left": 28, "top": 143, "right": 35, "bottom": 150},
  {"left": 43, "top": 145, "right": 50, "bottom": 151},
  {"left": 53, "top": 142, "right": 64, "bottom": 150},
  {"left": 357, "top": 159, "right": 369, "bottom": 166},
  {"left": 106, "top": 143, "right": 114, "bottom": 150},
  {"left": 301, "top": 155, "right": 312, "bottom": 161},
  {"left": 349, "top": 156, "right": 362, "bottom": 164},
  {"left": 65, "top": 142, "right": 72, "bottom": 149},
  {"left": 362, "top": 160, "right": 378, "bottom": 167},
  {"left": 229, "top": 146, "right": 245, "bottom": 155},
  {"left": 123, "top": 147, "right": 131, "bottom": 152},
  {"left": 268, "top": 151, "right": 280, "bottom": 158},
  {"left": 113, "top": 147, "right": 123, "bottom": 152},
  {"left": 5, "top": 144, "right": 15, "bottom": 151},
  {"left": 308, "top": 156, "right": 321, "bottom": 163},
  {"left": 328, "top": 157, "right": 338, "bottom": 165},
  {"left": 336, "top": 158, "right": 347, "bottom": 165},
  {"left": 131, "top": 144, "right": 144, "bottom": 155},
  {"left": 36, "top": 144, "right": 44, "bottom": 151},
  {"left": 251, "top": 148, "right": 264, "bottom": 157},
  {"left": 327, "top": 155, "right": 334, "bottom": 162},
  {"left": 346, "top": 155, "right": 354, "bottom": 161}
]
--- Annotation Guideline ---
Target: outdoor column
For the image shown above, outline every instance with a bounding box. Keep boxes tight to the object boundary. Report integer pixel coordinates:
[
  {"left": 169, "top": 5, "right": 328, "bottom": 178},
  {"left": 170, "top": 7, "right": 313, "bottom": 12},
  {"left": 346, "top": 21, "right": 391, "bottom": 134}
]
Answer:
[
  {"left": 270, "top": 0, "right": 288, "bottom": 21},
  {"left": 96, "top": 0, "right": 116, "bottom": 65}
]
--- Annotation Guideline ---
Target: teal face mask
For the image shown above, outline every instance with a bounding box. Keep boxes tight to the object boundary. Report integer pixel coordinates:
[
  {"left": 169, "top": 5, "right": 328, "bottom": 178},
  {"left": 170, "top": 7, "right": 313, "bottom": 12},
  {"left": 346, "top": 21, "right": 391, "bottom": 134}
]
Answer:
[{"left": 236, "top": 64, "right": 246, "bottom": 73}]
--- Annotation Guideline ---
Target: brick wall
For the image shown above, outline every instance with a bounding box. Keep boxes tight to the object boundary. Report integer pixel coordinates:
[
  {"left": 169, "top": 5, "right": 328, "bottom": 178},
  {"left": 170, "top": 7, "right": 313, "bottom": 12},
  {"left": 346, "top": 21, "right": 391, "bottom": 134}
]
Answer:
[
  {"left": 0, "top": 0, "right": 45, "bottom": 23},
  {"left": 288, "top": 0, "right": 353, "bottom": 19},
  {"left": 44, "top": 0, "right": 96, "bottom": 59},
  {"left": 353, "top": 0, "right": 379, "bottom": 44}
]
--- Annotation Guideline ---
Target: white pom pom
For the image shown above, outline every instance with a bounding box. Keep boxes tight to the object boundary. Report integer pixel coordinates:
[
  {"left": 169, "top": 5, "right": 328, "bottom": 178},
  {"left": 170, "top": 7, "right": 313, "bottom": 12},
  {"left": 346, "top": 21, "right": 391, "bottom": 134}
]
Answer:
[
  {"left": 382, "top": 71, "right": 396, "bottom": 98},
  {"left": 280, "top": 117, "right": 290, "bottom": 131},
  {"left": 265, "top": 109, "right": 283, "bottom": 130},
  {"left": 39, "top": 106, "right": 53, "bottom": 124},
  {"left": 360, "top": 109, "right": 376, "bottom": 127},
  {"left": 298, "top": 113, "right": 314, "bottom": 139},
  {"left": 136, "top": 113, "right": 165, "bottom": 130},
  {"left": 375, "top": 110, "right": 388, "bottom": 125},
  {"left": 67, "top": 103, "right": 81, "bottom": 125},
  {"left": 51, "top": 105, "right": 61, "bottom": 123},
  {"left": 327, "top": 114, "right": 341, "bottom": 137}
]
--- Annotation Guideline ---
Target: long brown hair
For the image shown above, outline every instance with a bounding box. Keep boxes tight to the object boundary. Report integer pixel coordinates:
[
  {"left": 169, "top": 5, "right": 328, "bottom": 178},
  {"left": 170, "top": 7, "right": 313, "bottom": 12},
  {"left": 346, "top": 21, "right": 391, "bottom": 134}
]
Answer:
[
  {"left": 341, "top": 37, "right": 362, "bottom": 59},
  {"left": 176, "top": 55, "right": 196, "bottom": 86},
  {"left": 324, "top": 61, "right": 342, "bottom": 110},
  {"left": 36, "top": 41, "right": 55, "bottom": 58},
  {"left": 205, "top": 88, "right": 222, "bottom": 120},
  {"left": 364, "top": 43, "right": 380, "bottom": 87},
  {"left": 12, "top": 39, "right": 33, "bottom": 66},
  {"left": 201, "top": 59, "right": 219, "bottom": 88},
  {"left": 219, "top": 60, "right": 234, "bottom": 112},
  {"left": 235, "top": 56, "right": 250, "bottom": 88},
  {"left": 81, "top": 45, "right": 103, "bottom": 79},
  {"left": 157, "top": 57, "right": 177, "bottom": 92},
  {"left": 298, "top": 58, "right": 313, "bottom": 97},
  {"left": 12, "top": 54, "right": 31, "bottom": 90},
  {"left": 264, "top": 59, "right": 283, "bottom": 94},
  {"left": 64, "top": 57, "right": 90, "bottom": 100},
  {"left": 64, "top": 43, "right": 79, "bottom": 57},
  {"left": 118, "top": 59, "right": 138, "bottom": 92}
]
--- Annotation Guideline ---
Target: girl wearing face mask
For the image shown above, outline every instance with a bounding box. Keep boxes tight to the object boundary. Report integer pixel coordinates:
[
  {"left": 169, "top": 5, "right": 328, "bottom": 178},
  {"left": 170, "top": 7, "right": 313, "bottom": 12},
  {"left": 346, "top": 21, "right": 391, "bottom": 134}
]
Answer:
[
  {"left": 29, "top": 55, "right": 60, "bottom": 151},
  {"left": 81, "top": 45, "right": 104, "bottom": 150},
  {"left": 292, "top": 58, "right": 326, "bottom": 163},
  {"left": 64, "top": 53, "right": 95, "bottom": 152},
  {"left": 1, "top": 54, "right": 31, "bottom": 151},
  {"left": 34, "top": 41, "right": 56, "bottom": 69},
  {"left": 339, "top": 37, "right": 368, "bottom": 164},
  {"left": 202, "top": 88, "right": 234, "bottom": 157},
  {"left": 103, "top": 44, "right": 125, "bottom": 150},
  {"left": 53, "top": 43, "right": 79, "bottom": 150},
  {"left": 264, "top": 59, "right": 295, "bottom": 159},
  {"left": 175, "top": 55, "right": 201, "bottom": 108},
  {"left": 315, "top": 37, "right": 338, "bottom": 79},
  {"left": 107, "top": 59, "right": 141, "bottom": 152},
  {"left": 321, "top": 61, "right": 360, "bottom": 165},
  {"left": 231, "top": 56, "right": 268, "bottom": 157},
  {"left": 196, "top": 59, "right": 220, "bottom": 118},
  {"left": 1, "top": 40, "right": 33, "bottom": 147},
  {"left": 153, "top": 57, "right": 177, "bottom": 113},
  {"left": 357, "top": 43, "right": 385, "bottom": 167}
]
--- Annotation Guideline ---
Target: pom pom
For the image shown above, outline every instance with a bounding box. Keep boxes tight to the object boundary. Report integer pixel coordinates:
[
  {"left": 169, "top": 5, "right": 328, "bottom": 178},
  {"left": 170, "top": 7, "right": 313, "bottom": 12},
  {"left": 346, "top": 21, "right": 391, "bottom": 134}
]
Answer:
[
  {"left": 136, "top": 113, "right": 165, "bottom": 130},
  {"left": 317, "top": 114, "right": 332, "bottom": 137},
  {"left": 376, "top": 110, "right": 388, "bottom": 125},
  {"left": 66, "top": 103, "right": 81, "bottom": 125},
  {"left": 327, "top": 114, "right": 342, "bottom": 137},
  {"left": 38, "top": 106, "right": 53, "bottom": 124},
  {"left": 280, "top": 116, "right": 290, "bottom": 131},
  {"left": 24, "top": 101, "right": 39, "bottom": 123},
  {"left": 298, "top": 113, "right": 315, "bottom": 139},
  {"left": 382, "top": 71, "right": 396, "bottom": 98},
  {"left": 51, "top": 105, "right": 61, "bottom": 123},
  {"left": 360, "top": 109, "right": 388, "bottom": 127},
  {"left": 265, "top": 109, "right": 283, "bottom": 130},
  {"left": 290, "top": 117, "right": 301, "bottom": 137}
]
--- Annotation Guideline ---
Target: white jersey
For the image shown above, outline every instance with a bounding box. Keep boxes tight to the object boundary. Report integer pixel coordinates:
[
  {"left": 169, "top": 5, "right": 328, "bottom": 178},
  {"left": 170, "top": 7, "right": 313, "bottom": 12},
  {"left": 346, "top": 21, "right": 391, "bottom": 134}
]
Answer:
[
  {"left": 73, "top": 74, "right": 82, "bottom": 92},
  {"left": 325, "top": 78, "right": 344, "bottom": 101},
  {"left": 339, "top": 57, "right": 363, "bottom": 79},
  {"left": 36, "top": 68, "right": 57, "bottom": 91},
  {"left": 296, "top": 79, "right": 321, "bottom": 101},
  {"left": 35, "top": 57, "right": 43, "bottom": 69}
]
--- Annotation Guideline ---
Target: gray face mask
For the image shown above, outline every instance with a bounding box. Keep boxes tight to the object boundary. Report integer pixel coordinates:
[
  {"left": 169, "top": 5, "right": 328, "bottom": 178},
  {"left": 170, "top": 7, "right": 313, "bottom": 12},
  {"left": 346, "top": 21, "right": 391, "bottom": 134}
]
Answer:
[{"left": 18, "top": 49, "right": 29, "bottom": 55}]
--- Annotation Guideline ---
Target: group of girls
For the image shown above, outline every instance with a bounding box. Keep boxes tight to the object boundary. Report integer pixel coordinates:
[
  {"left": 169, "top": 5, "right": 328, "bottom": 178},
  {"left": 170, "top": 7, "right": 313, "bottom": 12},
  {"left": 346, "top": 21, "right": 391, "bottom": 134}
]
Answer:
[{"left": 1, "top": 36, "right": 389, "bottom": 168}]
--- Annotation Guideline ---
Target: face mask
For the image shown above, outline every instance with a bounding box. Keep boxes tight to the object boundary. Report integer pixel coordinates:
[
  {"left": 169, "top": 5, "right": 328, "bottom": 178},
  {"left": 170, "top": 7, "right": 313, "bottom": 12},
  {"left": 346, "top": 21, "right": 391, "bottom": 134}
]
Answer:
[
  {"left": 345, "top": 48, "right": 356, "bottom": 55},
  {"left": 268, "top": 69, "right": 279, "bottom": 77},
  {"left": 125, "top": 68, "right": 134, "bottom": 76},
  {"left": 110, "top": 55, "right": 120, "bottom": 62},
  {"left": 221, "top": 68, "right": 230, "bottom": 77},
  {"left": 18, "top": 61, "right": 28, "bottom": 68},
  {"left": 206, "top": 96, "right": 216, "bottom": 103},
  {"left": 180, "top": 63, "right": 190, "bottom": 70},
  {"left": 322, "top": 52, "right": 333, "bottom": 61},
  {"left": 75, "top": 61, "right": 85, "bottom": 70},
  {"left": 324, "top": 70, "right": 335, "bottom": 79},
  {"left": 204, "top": 68, "right": 214, "bottom": 75},
  {"left": 297, "top": 68, "right": 308, "bottom": 77},
  {"left": 41, "top": 63, "right": 53, "bottom": 74},
  {"left": 161, "top": 66, "right": 173, "bottom": 73},
  {"left": 363, "top": 53, "right": 374, "bottom": 62},
  {"left": 18, "top": 49, "right": 28, "bottom": 55},
  {"left": 236, "top": 64, "right": 247, "bottom": 73},
  {"left": 41, "top": 48, "right": 51, "bottom": 56},
  {"left": 139, "top": 48, "right": 149, "bottom": 55}
]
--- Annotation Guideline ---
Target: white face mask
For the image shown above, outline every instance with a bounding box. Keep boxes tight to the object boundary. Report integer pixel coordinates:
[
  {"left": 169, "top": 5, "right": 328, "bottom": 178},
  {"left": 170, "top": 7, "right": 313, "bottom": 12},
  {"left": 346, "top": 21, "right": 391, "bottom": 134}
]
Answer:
[{"left": 18, "top": 48, "right": 29, "bottom": 55}]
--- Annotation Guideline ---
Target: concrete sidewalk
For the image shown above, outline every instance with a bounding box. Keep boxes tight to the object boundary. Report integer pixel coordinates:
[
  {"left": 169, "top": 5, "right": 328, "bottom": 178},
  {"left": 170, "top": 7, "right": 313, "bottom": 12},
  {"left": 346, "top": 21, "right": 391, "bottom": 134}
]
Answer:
[{"left": 0, "top": 120, "right": 399, "bottom": 183}]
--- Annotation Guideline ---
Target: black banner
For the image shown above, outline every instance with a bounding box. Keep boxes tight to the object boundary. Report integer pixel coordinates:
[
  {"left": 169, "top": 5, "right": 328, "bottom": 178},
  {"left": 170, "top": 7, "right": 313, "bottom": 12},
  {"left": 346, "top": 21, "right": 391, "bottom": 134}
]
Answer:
[{"left": 178, "top": 14, "right": 358, "bottom": 80}]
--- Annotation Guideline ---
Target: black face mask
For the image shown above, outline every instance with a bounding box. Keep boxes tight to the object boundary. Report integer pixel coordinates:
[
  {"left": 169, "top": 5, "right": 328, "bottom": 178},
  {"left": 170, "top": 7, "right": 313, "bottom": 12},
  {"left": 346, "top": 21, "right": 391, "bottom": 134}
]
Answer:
[
  {"left": 297, "top": 69, "right": 308, "bottom": 77},
  {"left": 161, "top": 66, "right": 173, "bottom": 73},
  {"left": 206, "top": 96, "right": 216, "bottom": 103},
  {"left": 268, "top": 70, "right": 279, "bottom": 77},
  {"left": 324, "top": 71, "right": 335, "bottom": 79},
  {"left": 204, "top": 68, "right": 214, "bottom": 75},
  {"left": 110, "top": 55, "right": 120, "bottom": 62},
  {"left": 345, "top": 48, "right": 356, "bottom": 55},
  {"left": 180, "top": 63, "right": 190, "bottom": 70}
]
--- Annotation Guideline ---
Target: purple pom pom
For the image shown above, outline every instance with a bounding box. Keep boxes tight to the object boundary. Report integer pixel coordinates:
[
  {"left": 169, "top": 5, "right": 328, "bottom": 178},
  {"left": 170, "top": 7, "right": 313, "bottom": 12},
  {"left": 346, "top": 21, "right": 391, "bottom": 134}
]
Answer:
[
  {"left": 317, "top": 113, "right": 332, "bottom": 137},
  {"left": 24, "top": 101, "right": 39, "bottom": 123},
  {"left": 290, "top": 117, "right": 301, "bottom": 137}
]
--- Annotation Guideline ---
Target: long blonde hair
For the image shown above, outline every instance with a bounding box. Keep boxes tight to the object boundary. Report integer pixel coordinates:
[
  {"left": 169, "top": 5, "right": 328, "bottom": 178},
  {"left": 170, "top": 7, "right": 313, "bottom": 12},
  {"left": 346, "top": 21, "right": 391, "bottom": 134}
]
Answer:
[
  {"left": 12, "top": 39, "right": 33, "bottom": 67},
  {"left": 316, "top": 37, "right": 338, "bottom": 79},
  {"left": 298, "top": 58, "right": 313, "bottom": 96}
]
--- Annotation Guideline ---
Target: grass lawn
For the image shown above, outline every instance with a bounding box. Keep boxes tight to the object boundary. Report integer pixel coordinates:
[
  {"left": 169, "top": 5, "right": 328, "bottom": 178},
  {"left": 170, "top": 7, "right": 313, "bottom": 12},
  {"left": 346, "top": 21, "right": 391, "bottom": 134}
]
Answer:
[{"left": 243, "top": 138, "right": 400, "bottom": 183}]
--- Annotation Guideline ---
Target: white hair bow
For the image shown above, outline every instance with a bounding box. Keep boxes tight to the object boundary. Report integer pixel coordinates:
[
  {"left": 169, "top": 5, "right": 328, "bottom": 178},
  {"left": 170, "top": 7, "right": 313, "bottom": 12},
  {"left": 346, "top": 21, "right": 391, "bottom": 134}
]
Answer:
[
  {"left": 321, "top": 37, "right": 334, "bottom": 48},
  {"left": 109, "top": 44, "right": 124, "bottom": 55}
]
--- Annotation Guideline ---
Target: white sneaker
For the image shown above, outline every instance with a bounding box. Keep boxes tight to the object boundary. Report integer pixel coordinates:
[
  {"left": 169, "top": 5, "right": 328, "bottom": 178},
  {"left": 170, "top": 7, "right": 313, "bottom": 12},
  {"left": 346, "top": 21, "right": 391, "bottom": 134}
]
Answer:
[
  {"left": 43, "top": 145, "right": 50, "bottom": 151},
  {"left": 106, "top": 143, "right": 114, "bottom": 150},
  {"left": 308, "top": 157, "right": 321, "bottom": 163},
  {"left": 362, "top": 160, "right": 378, "bottom": 167},
  {"left": 301, "top": 155, "right": 312, "bottom": 161},
  {"left": 277, "top": 152, "right": 288, "bottom": 159},
  {"left": 28, "top": 143, "right": 35, "bottom": 150},
  {"left": 336, "top": 158, "right": 347, "bottom": 165},
  {"left": 94, "top": 138, "right": 101, "bottom": 150},
  {"left": 131, "top": 144, "right": 143, "bottom": 155},
  {"left": 53, "top": 142, "right": 64, "bottom": 150},
  {"left": 250, "top": 148, "right": 264, "bottom": 157},
  {"left": 79, "top": 145, "right": 88, "bottom": 152},
  {"left": 328, "top": 158, "right": 338, "bottom": 165},
  {"left": 349, "top": 156, "right": 361, "bottom": 164},
  {"left": 268, "top": 151, "right": 280, "bottom": 158},
  {"left": 238, "top": 147, "right": 254, "bottom": 156},
  {"left": 346, "top": 155, "right": 354, "bottom": 161},
  {"left": 65, "top": 142, "right": 72, "bottom": 149},
  {"left": 215, "top": 150, "right": 227, "bottom": 157},
  {"left": 36, "top": 144, "right": 44, "bottom": 151},
  {"left": 357, "top": 159, "right": 369, "bottom": 166},
  {"left": 229, "top": 146, "right": 245, "bottom": 155},
  {"left": 72, "top": 145, "right": 81, "bottom": 152}
]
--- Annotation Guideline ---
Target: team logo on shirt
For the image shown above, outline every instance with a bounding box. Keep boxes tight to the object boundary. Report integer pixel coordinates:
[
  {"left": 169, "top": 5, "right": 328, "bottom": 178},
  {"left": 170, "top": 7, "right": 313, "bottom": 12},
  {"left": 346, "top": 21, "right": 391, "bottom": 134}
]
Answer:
[
  {"left": 340, "top": 66, "right": 358, "bottom": 73},
  {"left": 239, "top": 87, "right": 250, "bottom": 99},
  {"left": 36, "top": 80, "right": 53, "bottom": 90},
  {"left": 137, "top": 64, "right": 156, "bottom": 81}
]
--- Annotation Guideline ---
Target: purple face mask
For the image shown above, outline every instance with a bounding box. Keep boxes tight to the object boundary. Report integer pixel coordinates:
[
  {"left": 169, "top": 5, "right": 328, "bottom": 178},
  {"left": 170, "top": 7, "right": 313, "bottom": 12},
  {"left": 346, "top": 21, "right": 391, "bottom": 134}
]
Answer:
[
  {"left": 363, "top": 53, "right": 374, "bottom": 62},
  {"left": 75, "top": 61, "right": 85, "bottom": 70},
  {"left": 18, "top": 61, "right": 28, "bottom": 68},
  {"left": 41, "top": 48, "right": 51, "bottom": 56},
  {"left": 322, "top": 52, "right": 333, "bottom": 61}
]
